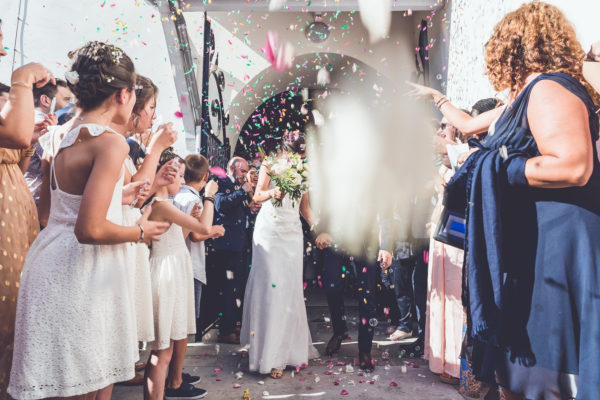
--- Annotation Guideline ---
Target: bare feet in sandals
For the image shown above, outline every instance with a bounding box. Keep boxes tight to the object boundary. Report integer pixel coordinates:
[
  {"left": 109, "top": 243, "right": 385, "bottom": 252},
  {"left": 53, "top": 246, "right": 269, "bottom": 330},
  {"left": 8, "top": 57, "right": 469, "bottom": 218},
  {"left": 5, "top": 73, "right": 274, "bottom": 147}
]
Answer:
[{"left": 270, "top": 368, "right": 283, "bottom": 379}]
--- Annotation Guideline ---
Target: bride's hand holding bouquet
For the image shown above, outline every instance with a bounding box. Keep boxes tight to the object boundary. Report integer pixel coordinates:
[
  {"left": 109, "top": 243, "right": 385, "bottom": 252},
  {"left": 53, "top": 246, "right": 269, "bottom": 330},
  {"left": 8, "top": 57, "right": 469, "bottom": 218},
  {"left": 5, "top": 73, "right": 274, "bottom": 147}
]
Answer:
[{"left": 266, "top": 152, "right": 308, "bottom": 207}]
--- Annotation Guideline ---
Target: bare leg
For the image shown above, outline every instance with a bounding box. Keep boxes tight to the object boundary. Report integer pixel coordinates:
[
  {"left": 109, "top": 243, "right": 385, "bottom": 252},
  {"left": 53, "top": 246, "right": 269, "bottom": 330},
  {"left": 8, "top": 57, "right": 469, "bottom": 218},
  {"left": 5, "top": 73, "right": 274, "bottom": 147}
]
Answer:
[
  {"left": 95, "top": 384, "right": 113, "bottom": 400},
  {"left": 144, "top": 343, "right": 174, "bottom": 400},
  {"left": 48, "top": 390, "right": 99, "bottom": 399},
  {"left": 167, "top": 338, "right": 187, "bottom": 389}
]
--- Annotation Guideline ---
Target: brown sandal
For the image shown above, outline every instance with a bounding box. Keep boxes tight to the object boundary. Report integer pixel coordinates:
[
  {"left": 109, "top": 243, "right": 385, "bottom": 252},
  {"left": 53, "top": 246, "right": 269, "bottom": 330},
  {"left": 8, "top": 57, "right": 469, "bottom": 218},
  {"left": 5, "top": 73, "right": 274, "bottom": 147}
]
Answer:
[
  {"left": 270, "top": 368, "right": 284, "bottom": 379},
  {"left": 439, "top": 373, "right": 459, "bottom": 385}
]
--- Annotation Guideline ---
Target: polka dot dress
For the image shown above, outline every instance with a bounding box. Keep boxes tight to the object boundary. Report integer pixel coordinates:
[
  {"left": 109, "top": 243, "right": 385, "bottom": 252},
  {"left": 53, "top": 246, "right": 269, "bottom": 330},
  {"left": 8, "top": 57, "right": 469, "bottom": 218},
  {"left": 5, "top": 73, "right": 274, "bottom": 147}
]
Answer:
[{"left": 0, "top": 148, "right": 39, "bottom": 399}]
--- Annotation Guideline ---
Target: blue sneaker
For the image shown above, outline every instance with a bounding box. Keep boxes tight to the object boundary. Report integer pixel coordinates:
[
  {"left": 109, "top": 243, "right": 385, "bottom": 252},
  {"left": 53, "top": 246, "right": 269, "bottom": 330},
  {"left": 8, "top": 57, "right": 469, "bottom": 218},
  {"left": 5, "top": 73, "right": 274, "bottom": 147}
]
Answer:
[
  {"left": 164, "top": 382, "right": 207, "bottom": 399},
  {"left": 182, "top": 372, "right": 201, "bottom": 385}
]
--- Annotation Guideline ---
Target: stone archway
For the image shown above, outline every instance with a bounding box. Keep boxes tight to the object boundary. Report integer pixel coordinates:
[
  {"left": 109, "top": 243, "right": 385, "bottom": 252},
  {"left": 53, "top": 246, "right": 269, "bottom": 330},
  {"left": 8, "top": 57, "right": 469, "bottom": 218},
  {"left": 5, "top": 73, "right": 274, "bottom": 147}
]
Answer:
[{"left": 226, "top": 52, "right": 398, "bottom": 158}]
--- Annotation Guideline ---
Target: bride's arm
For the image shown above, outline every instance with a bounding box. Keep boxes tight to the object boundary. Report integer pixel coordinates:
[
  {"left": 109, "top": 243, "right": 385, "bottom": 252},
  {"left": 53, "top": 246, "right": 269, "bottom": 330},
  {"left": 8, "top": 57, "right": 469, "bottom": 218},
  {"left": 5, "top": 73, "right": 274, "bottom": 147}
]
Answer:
[
  {"left": 299, "top": 192, "right": 315, "bottom": 227},
  {"left": 253, "top": 164, "right": 282, "bottom": 203}
]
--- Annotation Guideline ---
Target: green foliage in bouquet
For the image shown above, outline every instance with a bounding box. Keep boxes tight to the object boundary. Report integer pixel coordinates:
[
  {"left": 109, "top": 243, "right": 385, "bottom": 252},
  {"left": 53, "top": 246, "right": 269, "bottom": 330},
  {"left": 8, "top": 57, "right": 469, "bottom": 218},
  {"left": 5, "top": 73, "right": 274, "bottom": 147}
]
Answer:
[{"left": 266, "top": 153, "right": 309, "bottom": 207}]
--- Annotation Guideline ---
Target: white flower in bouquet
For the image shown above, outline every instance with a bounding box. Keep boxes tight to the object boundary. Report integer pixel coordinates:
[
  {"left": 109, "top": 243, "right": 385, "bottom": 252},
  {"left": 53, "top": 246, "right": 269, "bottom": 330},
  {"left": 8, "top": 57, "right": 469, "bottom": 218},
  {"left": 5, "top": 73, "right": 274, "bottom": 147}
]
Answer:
[
  {"left": 266, "top": 152, "right": 308, "bottom": 207},
  {"left": 292, "top": 171, "right": 302, "bottom": 185}
]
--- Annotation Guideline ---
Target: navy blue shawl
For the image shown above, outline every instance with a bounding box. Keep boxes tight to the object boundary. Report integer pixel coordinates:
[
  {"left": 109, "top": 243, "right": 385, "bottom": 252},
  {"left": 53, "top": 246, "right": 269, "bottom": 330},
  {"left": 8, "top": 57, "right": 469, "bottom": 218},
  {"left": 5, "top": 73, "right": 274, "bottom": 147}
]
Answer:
[{"left": 447, "top": 73, "right": 600, "bottom": 358}]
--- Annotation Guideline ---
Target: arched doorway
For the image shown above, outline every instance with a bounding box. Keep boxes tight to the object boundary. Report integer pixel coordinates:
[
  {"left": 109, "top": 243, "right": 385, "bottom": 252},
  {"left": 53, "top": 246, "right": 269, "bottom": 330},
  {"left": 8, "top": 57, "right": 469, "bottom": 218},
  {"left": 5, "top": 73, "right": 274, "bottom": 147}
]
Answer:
[{"left": 227, "top": 52, "right": 398, "bottom": 159}]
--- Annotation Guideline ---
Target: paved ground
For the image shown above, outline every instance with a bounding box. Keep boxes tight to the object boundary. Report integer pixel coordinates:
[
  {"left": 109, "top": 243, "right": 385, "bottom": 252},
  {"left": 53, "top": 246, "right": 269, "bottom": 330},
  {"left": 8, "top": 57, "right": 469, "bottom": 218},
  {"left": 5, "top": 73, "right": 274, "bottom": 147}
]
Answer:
[{"left": 114, "top": 289, "right": 462, "bottom": 400}]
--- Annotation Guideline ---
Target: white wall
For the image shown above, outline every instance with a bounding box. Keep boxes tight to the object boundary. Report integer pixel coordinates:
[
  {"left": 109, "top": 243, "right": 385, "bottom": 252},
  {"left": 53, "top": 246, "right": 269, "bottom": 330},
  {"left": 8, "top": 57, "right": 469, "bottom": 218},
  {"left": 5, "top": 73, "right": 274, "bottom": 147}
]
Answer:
[
  {"left": 0, "top": 0, "right": 187, "bottom": 154},
  {"left": 447, "top": 0, "right": 600, "bottom": 109}
]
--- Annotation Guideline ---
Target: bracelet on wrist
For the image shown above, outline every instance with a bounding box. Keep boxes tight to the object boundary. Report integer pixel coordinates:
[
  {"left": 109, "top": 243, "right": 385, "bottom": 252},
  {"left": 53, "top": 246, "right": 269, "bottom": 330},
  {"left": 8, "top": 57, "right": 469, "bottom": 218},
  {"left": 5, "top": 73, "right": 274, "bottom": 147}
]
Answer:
[
  {"left": 21, "top": 148, "right": 36, "bottom": 157},
  {"left": 136, "top": 223, "right": 145, "bottom": 243},
  {"left": 11, "top": 81, "right": 33, "bottom": 89},
  {"left": 434, "top": 96, "right": 447, "bottom": 107},
  {"left": 436, "top": 99, "right": 449, "bottom": 109},
  {"left": 203, "top": 196, "right": 215, "bottom": 204}
]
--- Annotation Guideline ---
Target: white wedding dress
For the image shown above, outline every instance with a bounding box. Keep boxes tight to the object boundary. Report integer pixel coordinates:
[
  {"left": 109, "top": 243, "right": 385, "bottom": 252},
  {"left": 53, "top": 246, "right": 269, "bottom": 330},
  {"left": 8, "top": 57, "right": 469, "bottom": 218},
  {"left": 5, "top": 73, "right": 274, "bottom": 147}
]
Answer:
[{"left": 241, "top": 183, "right": 319, "bottom": 374}]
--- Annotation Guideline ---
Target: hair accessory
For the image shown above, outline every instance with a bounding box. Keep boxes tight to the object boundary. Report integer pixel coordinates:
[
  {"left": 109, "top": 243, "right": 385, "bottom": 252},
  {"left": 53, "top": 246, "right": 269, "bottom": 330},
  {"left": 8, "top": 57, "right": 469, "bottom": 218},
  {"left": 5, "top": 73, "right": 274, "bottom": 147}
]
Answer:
[
  {"left": 110, "top": 45, "right": 124, "bottom": 66},
  {"left": 105, "top": 75, "right": 115, "bottom": 83},
  {"left": 64, "top": 71, "right": 79, "bottom": 85}
]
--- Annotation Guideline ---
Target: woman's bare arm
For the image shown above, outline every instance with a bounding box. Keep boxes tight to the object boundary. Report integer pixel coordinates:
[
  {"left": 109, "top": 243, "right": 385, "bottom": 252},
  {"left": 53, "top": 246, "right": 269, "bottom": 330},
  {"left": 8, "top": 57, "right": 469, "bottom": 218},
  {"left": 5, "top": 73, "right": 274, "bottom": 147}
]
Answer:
[
  {"left": 74, "top": 133, "right": 169, "bottom": 244},
  {"left": 299, "top": 192, "right": 315, "bottom": 227},
  {"left": 406, "top": 81, "right": 503, "bottom": 136},
  {"left": 0, "top": 63, "right": 53, "bottom": 148},
  {"left": 152, "top": 200, "right": 212, "bottom": 236},
  {"left": 130, "top": 123, "right": 177, "bottom": 184},
  {"left": 524, "top": 79, "right": 594, "bottom": 188},
  {"left": 253, "top": 164, "right": 275, "bottom": 203}
]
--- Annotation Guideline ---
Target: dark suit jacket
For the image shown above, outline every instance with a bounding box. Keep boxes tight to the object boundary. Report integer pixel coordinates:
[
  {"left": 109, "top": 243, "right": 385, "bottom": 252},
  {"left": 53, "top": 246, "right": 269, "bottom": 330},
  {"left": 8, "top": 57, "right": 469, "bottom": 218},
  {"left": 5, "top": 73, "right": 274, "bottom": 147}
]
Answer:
[{"left": 212, "top": 176, "right": 252, "bottom": 252}]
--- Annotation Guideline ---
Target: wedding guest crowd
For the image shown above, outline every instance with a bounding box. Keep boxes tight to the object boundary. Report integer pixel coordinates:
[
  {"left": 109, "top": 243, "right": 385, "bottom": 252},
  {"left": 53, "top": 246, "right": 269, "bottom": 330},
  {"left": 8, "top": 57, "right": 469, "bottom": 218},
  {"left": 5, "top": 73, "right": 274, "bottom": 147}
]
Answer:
[{"left": 0, "top": 2, "right": 599, "bottom": 400}]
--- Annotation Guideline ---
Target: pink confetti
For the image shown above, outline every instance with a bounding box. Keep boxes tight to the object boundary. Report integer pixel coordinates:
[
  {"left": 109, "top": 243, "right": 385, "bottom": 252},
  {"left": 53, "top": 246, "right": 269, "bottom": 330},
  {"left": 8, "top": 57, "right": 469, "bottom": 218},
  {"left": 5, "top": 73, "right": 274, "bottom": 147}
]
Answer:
[
  {"left": 209, "top": 166, "right": 227, "bottom": 178},
  {"left": 214, "top": 368, "right": 221, "bottom": 373},
  {"left": 341, "top": 390, "right": 349, "bottom": 395},
  {"left": 390, "top": 381, "right": 398, "bottom": 387},
  {"left": 324, "top": 371, "right": 333, "bottom": 375},
  {"left": 262, "top": 31, "right": 294, "bottom": 72},
  {"left": 233, "top": 383, "right": 241, "bottom": 388},
  {"left": 216, "top": 377, "right": 222, "bottom": 381},
  {"left": 174, "top": 111, "right": 183, "bottom": 118}
]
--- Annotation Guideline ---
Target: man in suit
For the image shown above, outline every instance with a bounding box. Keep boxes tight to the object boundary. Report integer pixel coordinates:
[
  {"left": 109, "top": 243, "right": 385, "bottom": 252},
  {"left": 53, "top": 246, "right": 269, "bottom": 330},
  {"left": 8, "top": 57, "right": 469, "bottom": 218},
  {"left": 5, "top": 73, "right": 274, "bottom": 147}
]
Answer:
[
  {"left": 316, "top": 219, "right": 394, "bottom": 372},
  {"left": 212, "top": 156, "right": 253, "bottom": 344}
]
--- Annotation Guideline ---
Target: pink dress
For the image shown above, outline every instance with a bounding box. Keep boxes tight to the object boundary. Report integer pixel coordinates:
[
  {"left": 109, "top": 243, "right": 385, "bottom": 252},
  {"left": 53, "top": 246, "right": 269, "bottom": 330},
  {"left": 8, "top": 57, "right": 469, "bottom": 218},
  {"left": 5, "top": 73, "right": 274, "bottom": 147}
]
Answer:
[{"left": 424, "top": 165, "right": 465, "bottom": 379}]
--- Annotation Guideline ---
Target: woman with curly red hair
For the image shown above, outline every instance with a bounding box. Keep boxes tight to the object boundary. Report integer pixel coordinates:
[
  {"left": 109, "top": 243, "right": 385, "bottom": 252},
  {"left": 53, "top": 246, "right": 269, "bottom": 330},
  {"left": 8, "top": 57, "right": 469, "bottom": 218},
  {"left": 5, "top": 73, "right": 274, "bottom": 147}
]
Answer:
[{"left": 411, "top": 2, "right": 600, "bottom": 399}]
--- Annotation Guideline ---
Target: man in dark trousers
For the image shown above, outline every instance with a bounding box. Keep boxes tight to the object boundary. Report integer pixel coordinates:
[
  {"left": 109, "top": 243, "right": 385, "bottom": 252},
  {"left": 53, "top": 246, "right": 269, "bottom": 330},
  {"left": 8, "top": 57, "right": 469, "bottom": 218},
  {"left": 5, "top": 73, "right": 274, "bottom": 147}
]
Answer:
[
  {"left": 212, "top": 156, "right": 253, "bottom": 344},
  {"left": 316, "top": 220, "right": 394, "bottom": 372}
]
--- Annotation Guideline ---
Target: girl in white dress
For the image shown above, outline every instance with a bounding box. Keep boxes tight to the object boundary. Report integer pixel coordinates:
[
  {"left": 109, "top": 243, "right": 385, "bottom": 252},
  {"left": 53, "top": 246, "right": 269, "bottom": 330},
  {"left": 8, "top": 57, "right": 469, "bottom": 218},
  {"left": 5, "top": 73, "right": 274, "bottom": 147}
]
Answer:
[
  {"left": 241, "top": 134, "right": 320, "bottom": 379},
  {"left": 118, "top": 75, "right": 177, "bottom": 345},
  {"left": 144, "top": 153, "right": 218, "bottom": 400},
  {"left": 8, "top": 42, "right": 169, "bottom": 400}
]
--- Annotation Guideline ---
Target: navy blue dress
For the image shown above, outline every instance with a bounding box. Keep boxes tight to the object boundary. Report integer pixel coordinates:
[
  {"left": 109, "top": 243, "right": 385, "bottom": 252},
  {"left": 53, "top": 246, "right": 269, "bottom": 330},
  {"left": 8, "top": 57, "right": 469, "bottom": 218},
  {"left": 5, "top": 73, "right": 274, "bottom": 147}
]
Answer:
[{"left": 458, "top": 73, "right": 600, "bottom": 400}]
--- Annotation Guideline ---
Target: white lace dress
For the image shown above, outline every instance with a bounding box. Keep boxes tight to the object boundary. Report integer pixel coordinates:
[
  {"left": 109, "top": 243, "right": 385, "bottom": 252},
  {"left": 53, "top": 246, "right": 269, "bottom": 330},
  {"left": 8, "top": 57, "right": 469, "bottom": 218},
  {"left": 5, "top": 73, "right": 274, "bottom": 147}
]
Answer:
[
  {"left": 122, "top": 157, "right": 154, "bottom": 342},
  {"left": 8, "top": 124, "right": 138, "bottom": 399},
  {"left": 146, "top": 198, "right": 196, "bottom": 350},
  {"left": 241, "top": 185, "right": 319, "bottom": 373}
]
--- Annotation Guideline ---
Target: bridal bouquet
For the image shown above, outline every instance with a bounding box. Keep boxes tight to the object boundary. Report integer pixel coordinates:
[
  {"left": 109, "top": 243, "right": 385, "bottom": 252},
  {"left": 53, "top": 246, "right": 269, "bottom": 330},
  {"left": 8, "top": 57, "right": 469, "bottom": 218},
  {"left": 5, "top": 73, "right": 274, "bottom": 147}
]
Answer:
[{"left": 267, "top": 153, "right": 308, "bottom": 207}]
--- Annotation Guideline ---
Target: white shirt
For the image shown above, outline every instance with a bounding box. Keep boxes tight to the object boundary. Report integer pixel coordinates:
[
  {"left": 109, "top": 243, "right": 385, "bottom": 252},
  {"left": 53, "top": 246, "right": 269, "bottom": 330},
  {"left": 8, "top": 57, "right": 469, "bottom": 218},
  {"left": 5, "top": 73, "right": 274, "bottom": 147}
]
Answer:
[{"left": 174, "top": 185, "right": 206, "bottom": 284}]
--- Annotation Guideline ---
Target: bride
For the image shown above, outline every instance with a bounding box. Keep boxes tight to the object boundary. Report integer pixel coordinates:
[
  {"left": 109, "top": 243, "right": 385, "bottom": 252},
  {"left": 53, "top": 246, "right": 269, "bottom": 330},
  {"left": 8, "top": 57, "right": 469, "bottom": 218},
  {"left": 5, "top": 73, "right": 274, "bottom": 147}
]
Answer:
[{"left": 241, "top": 133, "right": 325, "bottom": 379}]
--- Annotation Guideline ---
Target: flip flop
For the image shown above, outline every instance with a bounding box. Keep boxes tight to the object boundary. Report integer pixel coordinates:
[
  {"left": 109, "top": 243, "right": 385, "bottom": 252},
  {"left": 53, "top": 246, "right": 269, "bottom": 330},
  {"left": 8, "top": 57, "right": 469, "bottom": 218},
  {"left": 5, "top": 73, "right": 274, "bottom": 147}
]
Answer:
[{"left": 388, "top": 329, "right": 412, "bottom": 341}]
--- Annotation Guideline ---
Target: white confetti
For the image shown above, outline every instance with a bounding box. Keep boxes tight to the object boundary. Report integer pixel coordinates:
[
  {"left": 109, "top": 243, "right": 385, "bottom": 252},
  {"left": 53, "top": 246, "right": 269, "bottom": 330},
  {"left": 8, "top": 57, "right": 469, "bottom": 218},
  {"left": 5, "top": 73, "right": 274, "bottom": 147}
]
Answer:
[
  {"left": 358, "top": 0, "right": 392, "bottom": 43},
  {"left": 268, "top": 0, "right": 285, "bottom": 11},
  {"left": 317, "top": 67, "right": 331, "bottom": 86}
]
